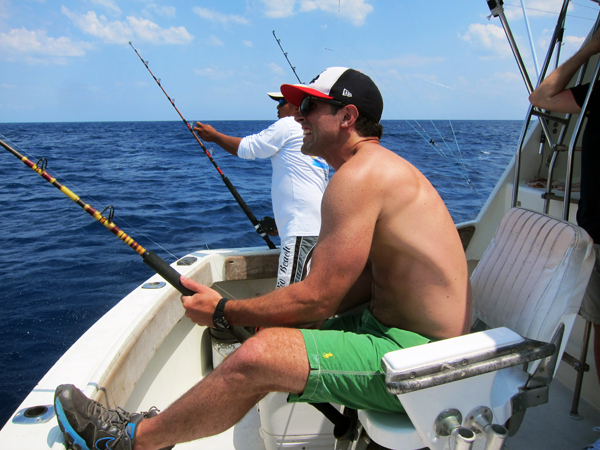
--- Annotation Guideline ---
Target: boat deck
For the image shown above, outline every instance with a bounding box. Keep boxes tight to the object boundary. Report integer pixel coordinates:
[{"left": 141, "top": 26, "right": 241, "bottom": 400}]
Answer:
[
  {"left": 151, "top": 377, "right": 600, "bottom": 450},
  {"left": 506, "top": 379, "right": 599, "bottom": 450}
]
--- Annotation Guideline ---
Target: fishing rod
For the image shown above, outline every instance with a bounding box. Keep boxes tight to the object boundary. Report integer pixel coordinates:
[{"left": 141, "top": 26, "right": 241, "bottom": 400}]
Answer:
[
  {"left": 0, "top": 137, "right": 251, "bottom": 343},
  {"left": 272, "top": 31, "right": 303, "bottom": 84},
  {"left": 3, "top": 137, "right": 353, "bottom": 434},
  {"left": 128, "top": 41, "right": 276, "bottom": 250}
]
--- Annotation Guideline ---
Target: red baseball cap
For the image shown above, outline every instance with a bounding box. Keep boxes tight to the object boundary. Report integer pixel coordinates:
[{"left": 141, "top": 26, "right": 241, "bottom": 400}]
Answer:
[{"left": 281, "top": 67, "right": 383, "bottom": 123}]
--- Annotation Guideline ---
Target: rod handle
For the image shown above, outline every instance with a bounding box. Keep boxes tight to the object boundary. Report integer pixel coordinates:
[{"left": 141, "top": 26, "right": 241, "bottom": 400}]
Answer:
[
  {"left": 142, "top": 251, "right": 251, "bottom": 342},
  {"left": 310, "top": 403, "right": 354, "bottom": 440}
]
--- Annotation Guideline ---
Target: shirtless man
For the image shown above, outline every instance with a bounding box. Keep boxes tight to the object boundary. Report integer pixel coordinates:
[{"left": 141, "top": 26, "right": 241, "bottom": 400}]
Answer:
[{"left": 54, "top": 67, "right": 472, "bottom": 450}]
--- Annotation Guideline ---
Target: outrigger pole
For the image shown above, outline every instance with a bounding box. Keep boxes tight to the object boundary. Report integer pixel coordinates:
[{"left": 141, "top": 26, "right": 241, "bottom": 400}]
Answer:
[
  {"left": 0, "top": 138, "right": 251, "bottom": 343},
  {"left": 128, "top": 42, "right": 276, "bottom": 250}
]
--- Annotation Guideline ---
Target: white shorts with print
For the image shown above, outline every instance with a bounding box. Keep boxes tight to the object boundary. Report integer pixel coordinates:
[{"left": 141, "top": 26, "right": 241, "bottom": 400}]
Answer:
[{"left": 276, "top": 236, "right": 318, "bottom": 288}]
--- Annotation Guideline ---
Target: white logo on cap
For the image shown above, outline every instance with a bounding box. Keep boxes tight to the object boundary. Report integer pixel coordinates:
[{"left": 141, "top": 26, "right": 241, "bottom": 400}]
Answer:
[{"left": 342, "top": 88, "right": 352, "bottom": 97}]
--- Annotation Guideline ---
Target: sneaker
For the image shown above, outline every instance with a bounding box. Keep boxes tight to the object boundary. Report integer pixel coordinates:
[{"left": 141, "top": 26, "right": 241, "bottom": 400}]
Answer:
[
  {"left": 584, "top": 438, "right": 600, "bottom": 450},
  {"left": 54, "top": 384, "right": 173, "bottom": 450}
]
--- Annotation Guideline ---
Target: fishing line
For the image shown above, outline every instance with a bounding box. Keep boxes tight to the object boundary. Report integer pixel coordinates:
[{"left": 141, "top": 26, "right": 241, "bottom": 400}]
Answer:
[
  {"left": 284, "top": 1, "right": 481, "bottom": 201},
  {"left": 0, "top": 133, "right": 183, "bottom": 262},
  {"left": 335, "top": 36, "right": 472, "bottom": 173},
  {"left": 341, "top": 0, "right": 493, "bottom": 201},
  {"left": 416, "top": 77, "right": 524, "bottom": 112},
  {"left": 0, "top": 137, "right": 251, "bottom": 342},
  {"left": 322, "top": 46, "right": 463, "bottom": 173},
  {"left": 129, "top": 42, "right": 276, "bottom": 251},
  {"left": 503, "top": 2, "right": 598, "bottom": 20},
  {"left": 335, "top": 2, "right": 481, "bottom": 202},
  {"left": 448, "top": 121, "right": 483, "bottom": 202}
]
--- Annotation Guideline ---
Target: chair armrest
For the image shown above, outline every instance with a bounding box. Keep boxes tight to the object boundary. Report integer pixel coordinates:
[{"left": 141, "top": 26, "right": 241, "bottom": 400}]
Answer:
[{"left": 382, "top": 327, "right": 555, "bottom": 395}]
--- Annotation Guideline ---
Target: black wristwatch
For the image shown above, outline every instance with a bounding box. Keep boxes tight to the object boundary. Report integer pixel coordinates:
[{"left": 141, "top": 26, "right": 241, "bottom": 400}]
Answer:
[{"left": 213, "top": 298, "right": 230, "bottom": 332}]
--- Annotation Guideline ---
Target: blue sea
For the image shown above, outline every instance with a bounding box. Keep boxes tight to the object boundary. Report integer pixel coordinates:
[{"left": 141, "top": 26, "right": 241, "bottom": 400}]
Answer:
[{"left": 0, "top": 120, "right": 522, "bottom": 428}]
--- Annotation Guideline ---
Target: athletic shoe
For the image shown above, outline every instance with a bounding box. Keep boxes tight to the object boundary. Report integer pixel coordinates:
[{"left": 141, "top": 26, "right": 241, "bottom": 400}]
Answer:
[
  {"left": 54, "top": 384, "right": 173, "bottom": 450},
  {"left": 585, "top": 437, "right": 600, "bottom": 450}
]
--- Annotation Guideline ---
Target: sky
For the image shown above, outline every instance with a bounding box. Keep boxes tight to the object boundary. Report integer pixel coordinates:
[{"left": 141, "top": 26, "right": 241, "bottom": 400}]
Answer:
[{"left": 0, "top": 0, "right": 599, "bottom": 122}]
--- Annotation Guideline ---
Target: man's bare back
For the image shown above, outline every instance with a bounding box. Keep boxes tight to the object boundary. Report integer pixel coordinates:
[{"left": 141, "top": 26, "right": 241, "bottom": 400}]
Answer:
[
  {"left": 319, "top": 140, "right": 471, "bottom": 340},
  {"left": 365, "top": 144, "right": 471, "bottom": 339}
]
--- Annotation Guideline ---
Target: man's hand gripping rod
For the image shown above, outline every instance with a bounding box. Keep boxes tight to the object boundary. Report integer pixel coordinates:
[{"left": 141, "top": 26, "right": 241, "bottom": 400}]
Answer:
[{"left": 0, "top": 137, "right": 251, "bottom": 343}]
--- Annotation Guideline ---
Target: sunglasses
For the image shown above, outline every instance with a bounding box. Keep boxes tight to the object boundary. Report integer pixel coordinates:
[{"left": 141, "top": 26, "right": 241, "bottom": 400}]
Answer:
[
  {"left": 299, "top": 96, "right": 346, "bottom": 116},
  {"left": 277, "top": 98, "right": 288, "bottom": 107}
]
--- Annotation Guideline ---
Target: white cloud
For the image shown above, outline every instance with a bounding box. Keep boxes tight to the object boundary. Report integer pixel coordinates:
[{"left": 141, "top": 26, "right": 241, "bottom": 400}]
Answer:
[
  {"left": 371, "top": 54, "right": 445, "bottom": 69},
  {"left": 263, "top": 0, "right": 374, "bottom": 26},
  {"left": 0, "top": 0, "right": 9, "bottom": 20},
  {"left": 61, "top": 6, "right": 194, "bottom": 45},
  {"left": 299, "top": 0, "right": 318, "bottom": 13},
  {"left": 90, "top": 0, "right": 121, "bottom": 16},
  {"left": 538, "top": 32, "right": 585, "bottom": 62},
  {"left": 144, "top": 3, "right": 176, "bottom": 19},
  {"left": 207, "top": 34, "right": 224, "bottom": 46},
  {"left": 562, "top": 34, "right": 586, "bottom": 48},
  {"left": 243, "top": 40, "right": 253, "bottom": 47},
  {"left": 0, "top": 27, "right": 93, "bottom": 63},
  {"left": 266, "top": 62, "right": 285, "bottom": 75},
  {"left": 127, "top": 16, "right": 192, "bottom": 45},
  {"left": 192, "top": 7, "right": 249, "bottom": 27},
  {"left": 502, "top": 0, "right": 567, "bottom": 20},
  {"left": 262, "top": 0, "right": 296, "bottom": 18},
  {"left": 460, "top": 23, "right": 512, "bottom": 58},
  {"left": 193, "top": 66, "right": 235, "bottom": 79}
]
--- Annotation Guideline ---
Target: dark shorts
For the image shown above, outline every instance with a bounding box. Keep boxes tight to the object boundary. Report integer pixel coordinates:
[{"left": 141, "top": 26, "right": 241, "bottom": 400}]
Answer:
[
  {"left": 288, "top": 309, "right": 430, "bottom": 413},
  {"left": 580, "top": 244, "right": 600, "bottom": 324}
]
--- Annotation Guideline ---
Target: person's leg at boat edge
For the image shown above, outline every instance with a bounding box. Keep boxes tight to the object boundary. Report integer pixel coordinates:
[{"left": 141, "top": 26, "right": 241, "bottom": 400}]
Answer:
[{"left": 54, "top": 327, "right": 310, "bottom": 450}]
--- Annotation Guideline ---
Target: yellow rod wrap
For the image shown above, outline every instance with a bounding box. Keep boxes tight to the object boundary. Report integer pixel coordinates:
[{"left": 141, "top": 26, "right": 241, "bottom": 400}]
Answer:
[
  {"left": 2, "top": 138, "right": 147, "bottom": 257},
  {"left": 61, "top": 186, "right": 81, "bottom": 203}
]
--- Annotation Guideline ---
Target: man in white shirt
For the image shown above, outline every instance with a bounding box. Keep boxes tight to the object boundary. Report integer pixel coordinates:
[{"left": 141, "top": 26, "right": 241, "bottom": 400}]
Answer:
[{"left": 193, "top": 93, "right": 329, "bottom": 287}]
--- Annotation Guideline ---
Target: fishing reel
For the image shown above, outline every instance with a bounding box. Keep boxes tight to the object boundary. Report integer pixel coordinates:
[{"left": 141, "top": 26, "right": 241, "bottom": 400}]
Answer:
[{"left": 259, "top": 216, "right": 277, "bottom": 234}]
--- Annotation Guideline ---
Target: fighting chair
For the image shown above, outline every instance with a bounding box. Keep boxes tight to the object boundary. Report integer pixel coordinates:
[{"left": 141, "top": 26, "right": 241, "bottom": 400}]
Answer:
[{"left": 348, "top": 208, "right": 595, "bottom": 450}]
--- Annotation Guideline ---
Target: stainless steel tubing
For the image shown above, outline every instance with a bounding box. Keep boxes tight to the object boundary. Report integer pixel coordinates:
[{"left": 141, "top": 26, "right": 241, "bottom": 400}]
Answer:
[
  {"left": 450, "top": 427, "right": 476, "bottom": 450},
  {"left": 481, "top": 424, "right": 508, "bottom": 450},
  {"left": 465, "top": 406, "right": 508, "bottom": 450}
]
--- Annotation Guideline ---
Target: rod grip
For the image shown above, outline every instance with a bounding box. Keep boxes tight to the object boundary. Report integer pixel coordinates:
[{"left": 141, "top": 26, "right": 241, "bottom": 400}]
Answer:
[
  {"left": 143, "top": 251, "right": 194, "bottom": 295},
  {"left": 310, "top": 403, "right": 354, "bottom": 440},
  {"left": 142, "top": 251, "right": 251, "bottom": 342}
]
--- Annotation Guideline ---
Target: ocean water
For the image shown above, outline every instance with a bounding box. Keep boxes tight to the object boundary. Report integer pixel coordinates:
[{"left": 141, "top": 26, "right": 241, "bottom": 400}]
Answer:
[{"left": 0, "top": 119, "right": 522, "bottom": 428}]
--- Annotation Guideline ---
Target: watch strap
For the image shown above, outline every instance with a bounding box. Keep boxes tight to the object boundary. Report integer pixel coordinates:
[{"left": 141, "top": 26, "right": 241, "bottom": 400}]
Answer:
[{"left": 213, "top": 297, "right": 230, "bottom": 331}]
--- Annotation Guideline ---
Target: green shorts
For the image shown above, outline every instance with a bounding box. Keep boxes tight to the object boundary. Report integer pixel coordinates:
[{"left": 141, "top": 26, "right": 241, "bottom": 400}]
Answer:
[{"left": 288, "top": 309, "right": 430, "bottom": 413}]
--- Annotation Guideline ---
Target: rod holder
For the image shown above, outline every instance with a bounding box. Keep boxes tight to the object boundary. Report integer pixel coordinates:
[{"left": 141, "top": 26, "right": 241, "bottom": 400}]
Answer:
[
  {"left": 451, "top": 427, "right": 477, "bottom": 450},
  {"left": 434, "top": 409, "right": 476, "bottom": 450},
  {"left": 465, "top": 406, "right": 508, "bottom": 450}
]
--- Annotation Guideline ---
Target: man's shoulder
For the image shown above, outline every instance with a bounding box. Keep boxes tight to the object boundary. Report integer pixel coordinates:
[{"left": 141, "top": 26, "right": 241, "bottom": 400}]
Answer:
[
  {"left": 274, "top": 116, "right": 302, "bottom": 131},
  {"left": 350, "top": 142, "right": 406, "bottom": 171},
  {"left": 337, "top": 143, "right": 418, "bottom": 192}
]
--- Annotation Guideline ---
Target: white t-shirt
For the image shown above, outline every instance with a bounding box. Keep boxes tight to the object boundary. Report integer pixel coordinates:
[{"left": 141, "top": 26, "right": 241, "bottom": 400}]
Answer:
[{"left": 237, "top": 116, "right": 328, "bottom": 240}]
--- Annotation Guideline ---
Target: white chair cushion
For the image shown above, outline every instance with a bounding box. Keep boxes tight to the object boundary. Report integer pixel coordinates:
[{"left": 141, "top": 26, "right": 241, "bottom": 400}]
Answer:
[
  {"left": 472, "top": 208, "right": 594, "bottom": 343},
  {"left": 381, "top": 327, "right": 523, "bottom": 375}
]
